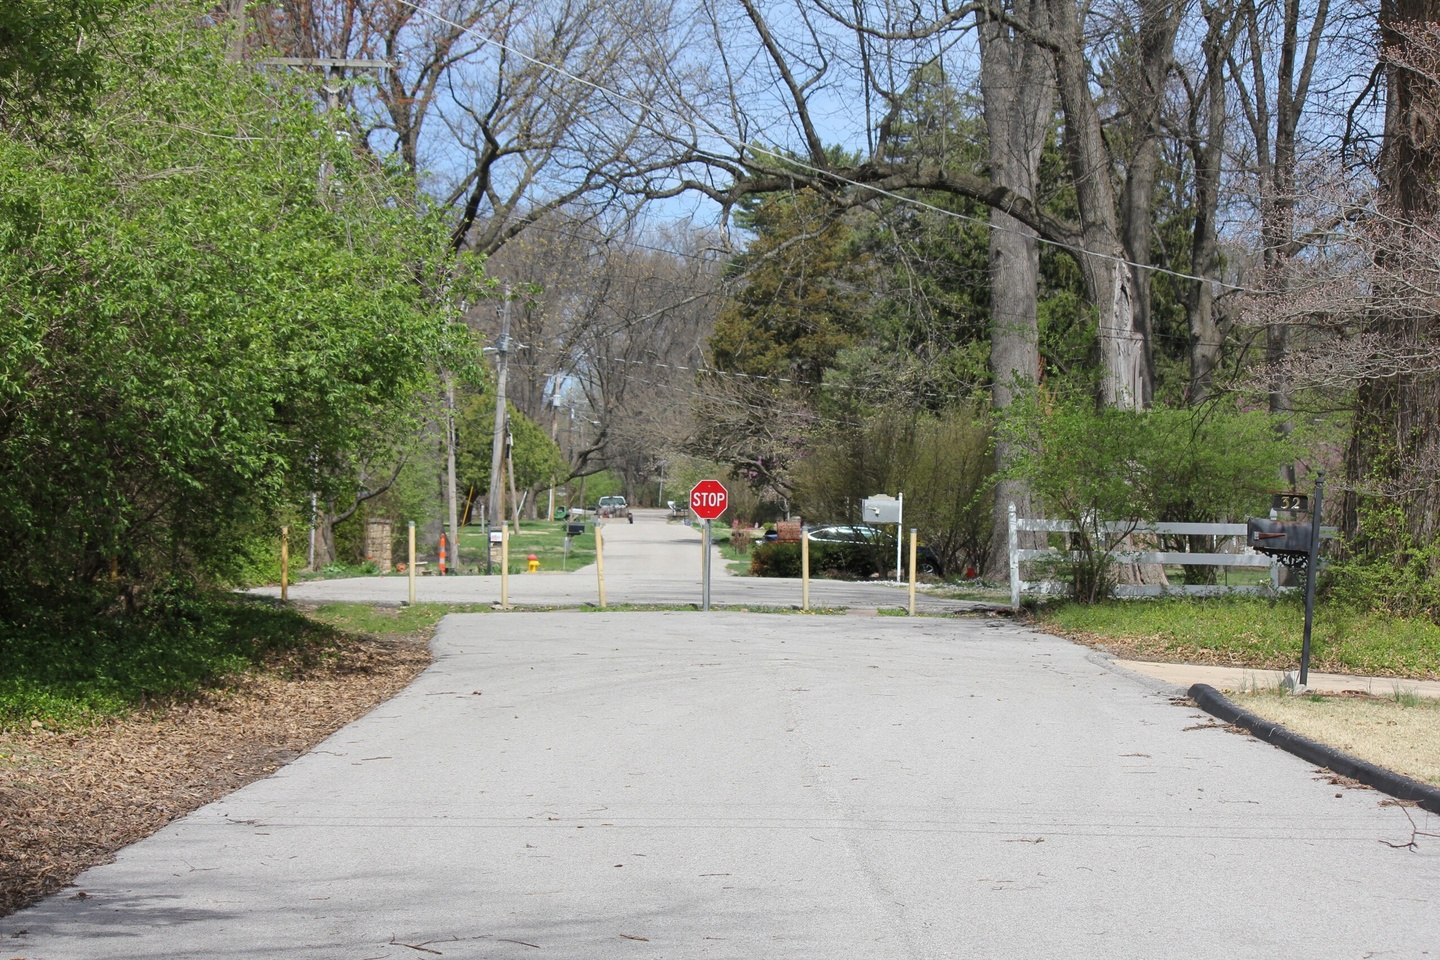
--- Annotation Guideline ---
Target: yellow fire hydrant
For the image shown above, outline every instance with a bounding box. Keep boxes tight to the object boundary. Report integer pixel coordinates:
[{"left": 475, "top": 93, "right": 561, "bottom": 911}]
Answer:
[{"left": 527, "top": 554, "right": 540, "bottom": 573}]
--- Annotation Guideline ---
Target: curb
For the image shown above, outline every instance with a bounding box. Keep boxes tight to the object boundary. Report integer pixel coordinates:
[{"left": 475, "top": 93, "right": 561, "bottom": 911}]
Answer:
[{"left": 1189, "top": 683, "right": 1440, "bottom": 815}]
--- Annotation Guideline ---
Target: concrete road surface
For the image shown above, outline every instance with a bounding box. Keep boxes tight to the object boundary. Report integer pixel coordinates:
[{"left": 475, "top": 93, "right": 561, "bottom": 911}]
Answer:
[
  {"left": 7, "top": 612, "right": 1438, "bottom": 959},
  {"left": 254, "top": 509, "right": 992, "bottom": 614}
]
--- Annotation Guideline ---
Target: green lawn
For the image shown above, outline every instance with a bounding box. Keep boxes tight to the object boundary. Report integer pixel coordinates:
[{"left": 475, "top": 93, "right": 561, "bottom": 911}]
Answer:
[
  {"left": 455, "top": 520, "right": 597, "bottom": 574},
  {"left": 1039, "top": 596, "right": 1440, "bottom": 679}
]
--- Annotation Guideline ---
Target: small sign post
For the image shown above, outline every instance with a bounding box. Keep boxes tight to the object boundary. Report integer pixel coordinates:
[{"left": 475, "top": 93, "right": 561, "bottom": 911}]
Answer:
[{"left": 690, "top": 480, "right": 729, "bottom": 611}]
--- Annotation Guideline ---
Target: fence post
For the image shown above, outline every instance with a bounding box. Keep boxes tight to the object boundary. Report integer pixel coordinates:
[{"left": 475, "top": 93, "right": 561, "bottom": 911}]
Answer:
[
  {"left": 908, "top": 529, "right": 917, "bottom": 616},
  {"left": 595, "top": 523, "right": 607, "bottom": 608},
  {"left": 801, "top": 525, "right": 810, "bottom": 611},
  {"left": 1009, "top": 503, "right": 1020, "bottom": 612},
  {"left": 500, "top": 522, "right": 510, "bottom": 608}
]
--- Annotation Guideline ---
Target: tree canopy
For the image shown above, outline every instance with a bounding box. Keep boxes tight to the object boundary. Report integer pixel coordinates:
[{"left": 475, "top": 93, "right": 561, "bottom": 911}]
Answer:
[{"left": 0, "top": 2, "right": 475, "bottom": 615}]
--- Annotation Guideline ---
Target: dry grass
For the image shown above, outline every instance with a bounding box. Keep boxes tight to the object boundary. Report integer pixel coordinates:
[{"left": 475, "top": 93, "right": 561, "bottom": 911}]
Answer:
[{"left": 1229, "top": 691, "right": 1440, "bottom": 787}]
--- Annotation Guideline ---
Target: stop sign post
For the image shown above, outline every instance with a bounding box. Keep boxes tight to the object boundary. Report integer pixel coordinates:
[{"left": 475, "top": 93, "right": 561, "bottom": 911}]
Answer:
[{"left": 690, "top": 480, "right": 728, "bottom": 610}]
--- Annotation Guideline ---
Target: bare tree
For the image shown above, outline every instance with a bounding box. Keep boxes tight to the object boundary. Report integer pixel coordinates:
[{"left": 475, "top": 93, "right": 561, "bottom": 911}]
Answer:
[
  {"left": 1227, "top": 0, "right": 1336, "bottom": 421},
  {"left": 482, "top": 214, "right": 724, "bottom": 494},
  {"left": 663, "top": 0, "right": 1191, "bottom": 410},
  {"left": 243, "top": 0, "right": 695, "bottom": 254},
  {"left": 1345, "top": 8, "right": 1440, "bottom": 548},
  {"left": 1173, "top": 0, "right": 1241, "bottom": 403},
  {"left": 1238, "top": 14, "right": 1440, "bottom": 553}
]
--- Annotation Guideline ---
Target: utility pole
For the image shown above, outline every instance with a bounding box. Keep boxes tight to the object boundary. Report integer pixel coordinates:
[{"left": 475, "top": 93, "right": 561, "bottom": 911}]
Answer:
[
  {"left": 445, "top": 373, "right": 460, "bottom": 574},
  {"left": 487, "top": 290, "right": 512, "bottom": 529},
  {"left": 506, "top": 423, "right": 520, "bottom": 529},
  {"left": 547, "top": 386, "right": 561, "bottom": 522},
  {"left": 250, "top": 51, "right": 388, "bottom": 570}
]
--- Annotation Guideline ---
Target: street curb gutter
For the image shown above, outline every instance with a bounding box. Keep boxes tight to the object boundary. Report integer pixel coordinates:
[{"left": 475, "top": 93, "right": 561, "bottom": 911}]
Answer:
[{"left": 1189, "top": 683, "right": 1440, "bottom": 815}]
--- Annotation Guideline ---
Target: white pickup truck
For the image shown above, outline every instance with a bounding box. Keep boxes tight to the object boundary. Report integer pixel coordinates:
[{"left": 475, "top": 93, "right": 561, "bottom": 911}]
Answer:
[{"left": 597, "top": 495, "right": 633, "bottom": 522}]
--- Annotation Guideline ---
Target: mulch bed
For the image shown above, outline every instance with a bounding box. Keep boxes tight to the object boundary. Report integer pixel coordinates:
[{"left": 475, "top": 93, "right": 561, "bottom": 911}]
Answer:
[{"left": 0, "top": 636, "right": 431, "bottom": 917}]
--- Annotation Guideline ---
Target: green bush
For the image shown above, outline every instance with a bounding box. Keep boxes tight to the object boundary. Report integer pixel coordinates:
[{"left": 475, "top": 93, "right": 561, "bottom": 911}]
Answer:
[
  {"left": 810, "top": 541, "right": 881, "bottom": 577},
  {"left": 1000, "top": 395, "right": 1299, "bottom": 602},
  {"left": 750, "top": 542, "right": 802, "bottom": 577},
  {"left": 1325, "top": 501, "right": 1440, "bottom": 622},
  {"left": 0, "top": 5, "right": 475, "bottom": 620},
  {"left": 793, "top": 401, "right": 993, "bottom": 574}
]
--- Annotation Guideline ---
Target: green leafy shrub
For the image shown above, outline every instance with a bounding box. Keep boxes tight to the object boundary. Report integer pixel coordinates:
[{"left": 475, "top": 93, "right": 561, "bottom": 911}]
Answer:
[
  {"left": 1000, "top": 395, "right": 1298, "bottom": 602},
  {"left": 750, "top": 543, "right": 802, "bottom": 577},
  {"left": 810, "top": 541, "right": 881, "bottom": 577},
  {"left": 0, "top": 4, "right": 475, "bottom": 621},
  {"left": 794, "top": 401, "right": 993, "bottom": 574},
  {"left": 1325, "top": 501, "right": 1440, "bottom": 622}
]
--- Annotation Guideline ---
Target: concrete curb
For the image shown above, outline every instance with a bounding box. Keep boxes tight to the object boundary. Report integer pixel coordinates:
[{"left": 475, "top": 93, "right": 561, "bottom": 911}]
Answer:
[{"left": 1189, "top": 683, "right": 1440, "bottom": 815}]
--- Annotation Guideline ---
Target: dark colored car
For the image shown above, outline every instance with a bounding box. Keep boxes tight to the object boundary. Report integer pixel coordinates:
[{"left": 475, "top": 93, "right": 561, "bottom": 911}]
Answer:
[{"left": 805, "top": 524, "right": 944, "bottom": 577}]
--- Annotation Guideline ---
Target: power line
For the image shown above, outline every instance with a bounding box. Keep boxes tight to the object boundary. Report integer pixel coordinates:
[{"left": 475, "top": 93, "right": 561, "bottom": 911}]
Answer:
[{"left": 392, "top": 0, "right": 1253, "bottom": 294}]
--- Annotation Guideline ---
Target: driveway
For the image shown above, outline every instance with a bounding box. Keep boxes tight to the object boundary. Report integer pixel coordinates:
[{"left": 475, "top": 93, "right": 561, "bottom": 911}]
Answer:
[{"left": 6, "top": 611, "right": 1437, "bottom": 958}]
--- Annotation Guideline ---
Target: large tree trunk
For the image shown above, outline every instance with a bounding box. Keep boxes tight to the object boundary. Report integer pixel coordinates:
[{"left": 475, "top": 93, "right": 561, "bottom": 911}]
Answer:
[
  {"left": 1117, "top": 5, "right": 1184, "bottom": 409},
  {"left": 1045, "top": 0, "right": 1184, "bottom": 411},
  {"left": 311, "top": 501, "right": 338, "bottom": 571},
  {"left": 1185, "top": 4, "right": 1233, "bottom": 403},
  {"left": 1344, "top": 0, "right": 1440, "bottom": 549},
  {"left": 979, "top": 2, "right": 1053, "bottom": 578}
]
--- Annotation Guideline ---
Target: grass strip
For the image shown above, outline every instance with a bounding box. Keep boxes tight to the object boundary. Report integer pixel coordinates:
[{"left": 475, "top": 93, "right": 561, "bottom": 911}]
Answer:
[{"left": 1040, "top": 596, "right": 1440, "bottom": 679}]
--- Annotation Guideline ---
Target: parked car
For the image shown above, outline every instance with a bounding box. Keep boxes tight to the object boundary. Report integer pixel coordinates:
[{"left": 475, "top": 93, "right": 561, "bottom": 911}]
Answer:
[
  {"left": 597, "top": 495, "right": 633, "bottom": 522},
  {"left": 805, "top": 524, "right": 944, "bottom": 577}
]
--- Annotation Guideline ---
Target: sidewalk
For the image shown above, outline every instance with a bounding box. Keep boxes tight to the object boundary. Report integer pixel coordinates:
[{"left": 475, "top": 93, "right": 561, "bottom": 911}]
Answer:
[{"left": 1113, "top": 658, "right": 1440, "bottom": 698}]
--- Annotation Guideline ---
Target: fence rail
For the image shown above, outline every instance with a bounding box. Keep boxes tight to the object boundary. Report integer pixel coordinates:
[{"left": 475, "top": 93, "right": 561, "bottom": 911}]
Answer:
[{"left": 1007, "top": 506, "right": 1334, "bottom": 610}]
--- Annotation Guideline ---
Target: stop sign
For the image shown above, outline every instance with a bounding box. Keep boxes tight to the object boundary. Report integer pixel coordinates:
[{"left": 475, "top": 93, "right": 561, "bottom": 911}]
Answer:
[{"left": 689, "top": 479, "right": 729, "bottom": 521}]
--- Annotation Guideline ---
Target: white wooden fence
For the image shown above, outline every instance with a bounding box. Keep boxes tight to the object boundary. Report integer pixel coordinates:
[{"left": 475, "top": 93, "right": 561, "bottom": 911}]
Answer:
[{"left": 1007, "top": 505, "right": 1331, "bottom": 610}]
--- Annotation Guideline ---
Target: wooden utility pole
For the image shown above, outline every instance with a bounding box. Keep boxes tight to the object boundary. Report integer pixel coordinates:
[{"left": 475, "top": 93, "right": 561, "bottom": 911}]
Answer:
[
  {"left": 445, "top": 373, "right": 460, "bottom": 573},
  {"left": 487, "top": 290, "right": 512, "bottom": 527}
]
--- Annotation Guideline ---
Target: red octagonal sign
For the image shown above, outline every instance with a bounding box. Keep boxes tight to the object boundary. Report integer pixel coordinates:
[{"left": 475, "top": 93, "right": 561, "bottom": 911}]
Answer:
[{"left": 689, "top": 479, "right": 729, "bottom": 521}]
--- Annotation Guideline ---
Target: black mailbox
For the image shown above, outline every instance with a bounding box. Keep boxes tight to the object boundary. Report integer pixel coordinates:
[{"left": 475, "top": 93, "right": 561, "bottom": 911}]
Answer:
[
  {"left": 566, "top": 522, "right": 585, "bottom": 537},
  {"left": 1246, "top": 517, "right": 1313, "bottom": 556}
]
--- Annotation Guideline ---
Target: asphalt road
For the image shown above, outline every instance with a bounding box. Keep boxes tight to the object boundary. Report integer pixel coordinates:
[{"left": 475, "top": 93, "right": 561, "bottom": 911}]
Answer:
[
  {"left": 7, "top": 611, "right": 1439, "bottom": 959},
  {"left": 9, "top": 511, "right": 1440, "bottom": 957}
]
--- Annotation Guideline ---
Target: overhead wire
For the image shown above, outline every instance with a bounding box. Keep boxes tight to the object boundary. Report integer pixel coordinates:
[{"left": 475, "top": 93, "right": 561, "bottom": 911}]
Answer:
[{"left": 392, "top": 0, "right": 1254, "bottom": 294}]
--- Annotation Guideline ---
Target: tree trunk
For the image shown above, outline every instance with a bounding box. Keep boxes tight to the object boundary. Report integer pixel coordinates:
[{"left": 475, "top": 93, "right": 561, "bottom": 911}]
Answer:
[
  {"left": 1344, "top": 0, "right": 1440, "bottom": 550},
  {"left": 1045, "top": 0, "right": 1177, "bottom": 411},
  {"left": 979, "top": 2, "right": 1053, "bottom": 578},
  {"left": 1186, "top": 6, "right": 1230, "bottom": 404},
  {"left": 311, "top": 504, "right": 338, "bottom": 571}
]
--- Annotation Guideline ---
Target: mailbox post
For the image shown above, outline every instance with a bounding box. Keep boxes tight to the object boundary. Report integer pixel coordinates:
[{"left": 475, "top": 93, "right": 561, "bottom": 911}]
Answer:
[
  {"left": 1299, "top": 473, "right": 1324, "bottom": 686},
  {"left": 1247, "top": 472, "right": 1325, "bottom": 688},
  {"left": 862, "top": 493, "right": 904, "bottom": 580}
]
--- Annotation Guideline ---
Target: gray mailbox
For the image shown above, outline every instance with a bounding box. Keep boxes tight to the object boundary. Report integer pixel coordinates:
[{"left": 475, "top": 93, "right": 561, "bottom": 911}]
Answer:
[{"left": 861, "top": 494, "right": 902, "bottom": 524}]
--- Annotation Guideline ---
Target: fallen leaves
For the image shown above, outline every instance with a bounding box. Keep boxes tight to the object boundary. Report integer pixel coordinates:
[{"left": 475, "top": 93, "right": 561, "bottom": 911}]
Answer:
[{"left": 0, "top": 635, "right": 430, "bottom": 917}]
